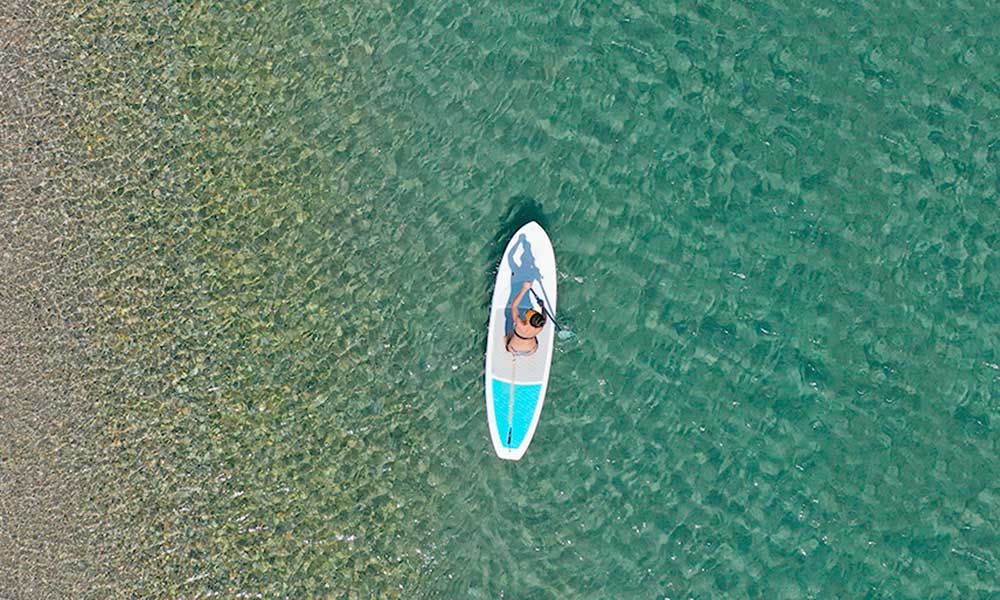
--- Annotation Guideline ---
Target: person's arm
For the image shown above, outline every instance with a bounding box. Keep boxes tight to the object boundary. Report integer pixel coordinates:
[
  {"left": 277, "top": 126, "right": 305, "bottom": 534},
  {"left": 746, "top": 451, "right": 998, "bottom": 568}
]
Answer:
[{"left": 510, "top": 281, "right": 531, "bottom": 326}]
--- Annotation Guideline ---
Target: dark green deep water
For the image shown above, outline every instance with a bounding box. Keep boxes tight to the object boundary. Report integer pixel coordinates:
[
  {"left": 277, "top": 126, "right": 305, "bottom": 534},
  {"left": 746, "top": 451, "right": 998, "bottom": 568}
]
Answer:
[{"left": 65, "top": 0, "right": 1000, "bottom": 597}]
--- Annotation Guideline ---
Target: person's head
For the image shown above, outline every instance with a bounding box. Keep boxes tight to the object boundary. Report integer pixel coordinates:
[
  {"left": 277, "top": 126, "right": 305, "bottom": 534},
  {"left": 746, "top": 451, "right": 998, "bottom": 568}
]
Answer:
[{"left": 526, "top": 309, "right": 546, "bottom": 329}]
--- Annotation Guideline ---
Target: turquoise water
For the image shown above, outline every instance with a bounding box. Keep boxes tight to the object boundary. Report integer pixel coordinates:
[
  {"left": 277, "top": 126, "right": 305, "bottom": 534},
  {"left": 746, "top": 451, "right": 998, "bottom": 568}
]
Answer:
[{"left": 73, "top": 0, "right": 1000, "bottom": 597}]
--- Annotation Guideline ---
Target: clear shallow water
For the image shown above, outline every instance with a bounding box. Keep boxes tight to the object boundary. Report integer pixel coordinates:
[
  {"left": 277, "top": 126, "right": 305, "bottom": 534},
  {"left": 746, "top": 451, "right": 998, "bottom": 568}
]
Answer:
[{"left": 70, "top": 0, "right": 1000, "bottom": 597}]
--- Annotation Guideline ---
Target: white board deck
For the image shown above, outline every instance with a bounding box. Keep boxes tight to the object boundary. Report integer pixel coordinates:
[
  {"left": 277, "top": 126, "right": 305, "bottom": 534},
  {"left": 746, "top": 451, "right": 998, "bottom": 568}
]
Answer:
[{"left": 485, "top": 221, "right": 557, "bottom": 460}]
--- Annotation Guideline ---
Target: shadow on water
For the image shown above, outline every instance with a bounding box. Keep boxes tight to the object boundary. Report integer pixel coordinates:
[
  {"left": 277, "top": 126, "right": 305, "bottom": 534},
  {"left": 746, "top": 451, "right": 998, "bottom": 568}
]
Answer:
[
  {"left": 483, "top": 195, "right": 548, "bottom": 259},
  {"left": 479, "top": 194, "right": 548, "bottom": 301}
]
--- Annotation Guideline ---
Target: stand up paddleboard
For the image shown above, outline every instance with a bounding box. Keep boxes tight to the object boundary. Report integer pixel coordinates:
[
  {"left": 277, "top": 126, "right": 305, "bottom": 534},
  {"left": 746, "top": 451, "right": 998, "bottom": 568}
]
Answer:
[{"left": 485, "top": 221, "right": 557, "bottom": 460}]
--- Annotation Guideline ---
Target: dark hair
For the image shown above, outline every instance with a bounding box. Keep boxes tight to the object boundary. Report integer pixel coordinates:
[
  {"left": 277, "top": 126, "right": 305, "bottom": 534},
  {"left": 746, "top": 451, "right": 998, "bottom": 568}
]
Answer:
[{"left": 529, "top": 311, "right": 546, "bottom": 328}]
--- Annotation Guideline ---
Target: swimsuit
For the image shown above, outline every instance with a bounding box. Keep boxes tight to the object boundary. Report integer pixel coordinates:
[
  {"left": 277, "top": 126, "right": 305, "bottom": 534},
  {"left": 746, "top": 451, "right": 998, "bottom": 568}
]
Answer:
[{"left": 506, "top": 329, "right": 538, "bottom": 357}]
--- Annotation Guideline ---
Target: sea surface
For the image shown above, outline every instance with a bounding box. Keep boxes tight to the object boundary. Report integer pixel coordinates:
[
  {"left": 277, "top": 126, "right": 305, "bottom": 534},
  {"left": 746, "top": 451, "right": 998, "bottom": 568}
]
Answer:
[{"left": 59, "top": 0, "right": 1000, "bottom": 597}]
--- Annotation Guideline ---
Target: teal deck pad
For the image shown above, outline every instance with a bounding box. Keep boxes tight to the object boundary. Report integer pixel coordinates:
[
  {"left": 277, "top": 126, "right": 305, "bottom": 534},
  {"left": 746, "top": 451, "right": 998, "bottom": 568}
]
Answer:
[{"left": 491, "top": 378, "right": 542, "bottom": 450}]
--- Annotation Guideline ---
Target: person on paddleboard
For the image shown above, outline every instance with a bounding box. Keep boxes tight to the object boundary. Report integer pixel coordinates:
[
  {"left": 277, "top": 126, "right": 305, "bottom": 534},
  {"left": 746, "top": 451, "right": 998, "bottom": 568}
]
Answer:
[{"left": 506, "top": 281, "right": 547, "bottom": 356}]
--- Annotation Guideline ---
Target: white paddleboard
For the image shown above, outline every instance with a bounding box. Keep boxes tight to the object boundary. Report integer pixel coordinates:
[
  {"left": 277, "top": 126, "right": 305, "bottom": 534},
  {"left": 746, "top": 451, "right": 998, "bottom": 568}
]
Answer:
[{"left": 485, "top": 221, "right": 557, "bottom": 460}]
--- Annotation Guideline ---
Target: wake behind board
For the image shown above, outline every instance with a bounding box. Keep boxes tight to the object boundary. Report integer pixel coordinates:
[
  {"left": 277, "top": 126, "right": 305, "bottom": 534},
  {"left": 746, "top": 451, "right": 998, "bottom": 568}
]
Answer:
[{"left": 485, "top": 221, "right": 557, "bottom": 461}]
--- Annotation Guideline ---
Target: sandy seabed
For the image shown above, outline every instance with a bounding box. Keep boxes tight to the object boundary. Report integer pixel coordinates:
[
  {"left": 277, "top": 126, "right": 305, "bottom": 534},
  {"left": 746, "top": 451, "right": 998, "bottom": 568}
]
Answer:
[{"left": 1, "top": 3, "right": 120, "bottom": 597}]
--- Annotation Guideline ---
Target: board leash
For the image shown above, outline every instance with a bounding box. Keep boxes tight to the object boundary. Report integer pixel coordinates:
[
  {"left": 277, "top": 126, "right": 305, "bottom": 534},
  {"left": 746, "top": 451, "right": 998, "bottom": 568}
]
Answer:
[{"left": 507, "top": 354, "right": 515, "bottom": 446}]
